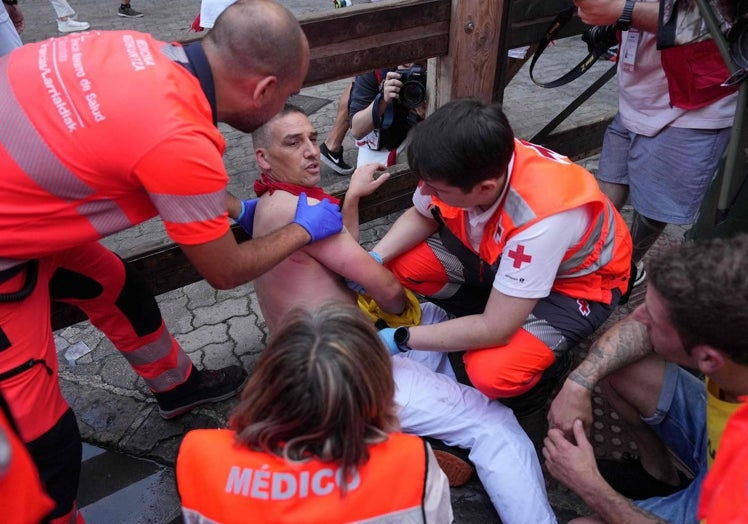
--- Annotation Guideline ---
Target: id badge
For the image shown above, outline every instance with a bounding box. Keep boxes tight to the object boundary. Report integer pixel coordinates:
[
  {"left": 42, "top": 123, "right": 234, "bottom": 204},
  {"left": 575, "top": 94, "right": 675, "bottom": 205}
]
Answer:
[{"left": 621, "top": 29, "right": 641, "bottom": 72}]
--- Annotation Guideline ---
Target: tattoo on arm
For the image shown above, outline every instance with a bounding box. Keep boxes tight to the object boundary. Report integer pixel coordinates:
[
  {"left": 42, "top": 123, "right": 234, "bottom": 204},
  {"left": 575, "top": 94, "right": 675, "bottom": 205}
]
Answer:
[{"left": 568, "top": 318, "right": 653, "bottom": 389}]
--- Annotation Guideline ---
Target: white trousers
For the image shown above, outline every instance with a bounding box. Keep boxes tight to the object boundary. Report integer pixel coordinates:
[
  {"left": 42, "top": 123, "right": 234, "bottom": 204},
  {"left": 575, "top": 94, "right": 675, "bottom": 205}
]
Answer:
[
  {"left": 49, "top": 0, "right": 75, "bottom": 19},
  {"left": 392, "top": 304, "right": 557, "bottom": 524}
]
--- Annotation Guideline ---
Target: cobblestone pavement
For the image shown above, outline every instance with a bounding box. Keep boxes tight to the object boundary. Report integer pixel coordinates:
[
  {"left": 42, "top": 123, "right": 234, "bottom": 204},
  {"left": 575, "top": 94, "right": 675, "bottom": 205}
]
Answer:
[{"left": 14, "top": 1, "right": 688, "bottom": 522}]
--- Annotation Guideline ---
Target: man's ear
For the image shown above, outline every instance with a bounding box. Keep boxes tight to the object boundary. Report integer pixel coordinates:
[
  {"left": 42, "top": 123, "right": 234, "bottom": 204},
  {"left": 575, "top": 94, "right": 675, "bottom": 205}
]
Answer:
[
  {"left": 477, "top": 177, "right": 500, "bottom": 195},
  {"left": 693, "top": 344, "right": 726, "bottom": 375},
  {"left": 252, "top": 76, "right": 278, "bottom": 106},
  {"left": 255, "top": 148, "right": 271, "bottom": 172}
]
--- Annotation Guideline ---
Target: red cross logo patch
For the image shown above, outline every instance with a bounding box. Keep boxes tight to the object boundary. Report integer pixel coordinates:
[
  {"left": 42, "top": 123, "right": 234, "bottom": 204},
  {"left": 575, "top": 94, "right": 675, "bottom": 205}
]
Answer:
[
  {"left": 507, "top": 244, "right": 532, "bottom": 269},
  {"left": 577, "top": 299, "right": 590, "bottom": 317}
]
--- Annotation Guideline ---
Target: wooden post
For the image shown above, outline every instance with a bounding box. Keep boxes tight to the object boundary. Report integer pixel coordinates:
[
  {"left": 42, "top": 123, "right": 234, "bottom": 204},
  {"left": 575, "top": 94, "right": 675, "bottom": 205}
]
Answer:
[{"left": 430, "top": 0, "right": 504, "bottom": 109}]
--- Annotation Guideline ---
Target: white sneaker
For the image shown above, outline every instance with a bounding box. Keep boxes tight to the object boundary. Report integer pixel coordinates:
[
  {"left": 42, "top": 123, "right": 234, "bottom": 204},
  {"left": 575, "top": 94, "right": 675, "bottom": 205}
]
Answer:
[{"left": 58, "top": 19, "right": 90, "bottom": 33}]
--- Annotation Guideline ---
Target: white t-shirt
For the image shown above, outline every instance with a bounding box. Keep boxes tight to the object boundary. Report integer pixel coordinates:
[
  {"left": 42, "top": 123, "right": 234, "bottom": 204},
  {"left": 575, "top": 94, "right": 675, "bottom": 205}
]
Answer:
[{"left": 413, "top": 185, "right": 592, "bottom": 300}]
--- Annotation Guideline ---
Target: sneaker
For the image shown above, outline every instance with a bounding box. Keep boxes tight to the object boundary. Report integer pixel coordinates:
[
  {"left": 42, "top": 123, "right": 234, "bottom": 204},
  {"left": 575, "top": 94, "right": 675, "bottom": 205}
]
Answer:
[
  {"left": 634, "top": 260, "right": 647, "bottom": 287},
  {"left": 57, "top": 19, "right": 90, "bottom": 33},
  {"left": 320, "top": 143, "right": 355, "bottom": 176},
  {"left": 597, "top": 452, "right": 691, "bottom": 500},
  {"left": 118, "top": 5, "right": 144, "bottom": 18},
  {"left": 424, "top": 437, "right": 475, "bottom": 487},
  {"left": 154, "top": 365, "right": 248, "bottom": 419}
]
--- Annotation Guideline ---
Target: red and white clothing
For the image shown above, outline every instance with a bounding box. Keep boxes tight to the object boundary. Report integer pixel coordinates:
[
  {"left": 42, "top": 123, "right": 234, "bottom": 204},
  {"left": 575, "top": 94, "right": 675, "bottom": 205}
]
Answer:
[
  {"left": 388, "top": 139, "right": 632, "bottom": 398},
  {"left": 0, "top": 30, "right": 228, "bottom": 517}
]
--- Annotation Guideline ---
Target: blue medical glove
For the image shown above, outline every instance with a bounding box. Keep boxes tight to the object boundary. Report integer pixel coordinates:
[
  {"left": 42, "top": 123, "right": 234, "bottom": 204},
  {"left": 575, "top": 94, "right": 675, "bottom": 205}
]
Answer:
[
  {"left": 235, "top": 198, "right": 258, "bottom": 237},
  {"left": 378, "top": 328, "right": 401, "bottom": 356},
  {"left": 345, "top": 251, "right": 384, "bottom": 293},
  {"left": 293, "top": 193, "right": 343, "bottom": 243}
]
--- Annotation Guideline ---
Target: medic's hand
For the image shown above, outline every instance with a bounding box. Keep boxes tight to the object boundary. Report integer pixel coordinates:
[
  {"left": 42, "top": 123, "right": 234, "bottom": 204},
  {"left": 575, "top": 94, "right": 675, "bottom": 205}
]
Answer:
[
  {"left": 235, "top": 198, "right": 258, "bottom": 238},
  {"left": 345, "top": 251, "right": 383, "bottom": 293},
  {"left": 293, "top": 193, "right": 343, "bottom": 243},
  {"left": 378, "top": 328, "right": 401, "bottom": 356}
]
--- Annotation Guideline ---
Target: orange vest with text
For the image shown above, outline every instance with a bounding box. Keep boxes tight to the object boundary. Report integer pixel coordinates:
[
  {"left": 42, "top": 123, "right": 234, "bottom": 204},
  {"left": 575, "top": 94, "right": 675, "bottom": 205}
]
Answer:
[
  {"left": 177, "top": 429, "right": 429, "bottom": 524},
  {"left": 429, "top": 139, "right": 632, "bottom": 303}
]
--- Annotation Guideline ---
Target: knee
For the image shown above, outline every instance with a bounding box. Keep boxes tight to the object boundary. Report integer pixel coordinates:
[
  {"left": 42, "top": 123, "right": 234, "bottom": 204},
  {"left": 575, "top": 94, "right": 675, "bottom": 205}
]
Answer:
[{"left": 463, "top": 330, "right": 556, "bottom": 400}]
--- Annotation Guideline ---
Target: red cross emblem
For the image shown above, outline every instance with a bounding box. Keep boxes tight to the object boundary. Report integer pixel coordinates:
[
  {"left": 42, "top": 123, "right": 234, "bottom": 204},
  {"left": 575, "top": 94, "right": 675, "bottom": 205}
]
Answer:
[{"left": 507, "top": 244, "right": 532, "bottom": 269}]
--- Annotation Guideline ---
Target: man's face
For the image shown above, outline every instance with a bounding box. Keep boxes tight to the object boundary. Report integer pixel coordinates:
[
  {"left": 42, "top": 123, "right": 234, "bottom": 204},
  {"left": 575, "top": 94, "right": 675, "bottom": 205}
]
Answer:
[
  {"left": 419, "top": 177, "right": 499, "bottom": 209},
  {"left": 260, "top": 111, "right": 320, "bottom": 187},
  {"left": 632, "top": 286, "right": 695, "bottom": 367}
]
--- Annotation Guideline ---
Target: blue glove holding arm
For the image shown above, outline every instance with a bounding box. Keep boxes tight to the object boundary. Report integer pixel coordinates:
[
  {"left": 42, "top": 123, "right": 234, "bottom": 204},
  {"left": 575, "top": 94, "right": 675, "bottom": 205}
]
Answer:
[
  {"left": 293, "top": 193, "right": 343, "bottom": 243},
  {"left": 234, "top": 198, "right": 258, "bottom": 237}
]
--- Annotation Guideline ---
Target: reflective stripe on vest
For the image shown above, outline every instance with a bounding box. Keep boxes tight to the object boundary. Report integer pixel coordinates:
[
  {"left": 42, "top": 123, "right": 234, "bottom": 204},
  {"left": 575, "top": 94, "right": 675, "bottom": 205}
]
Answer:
[
  {"left": 0, "top": 55, "right": 134, "bottom": 237},
  {"left": 177, "top": 430, "right": 429, "bottom": 524},
  {"left": 429, "top": 139, "right": 631, "bottom": 302}
]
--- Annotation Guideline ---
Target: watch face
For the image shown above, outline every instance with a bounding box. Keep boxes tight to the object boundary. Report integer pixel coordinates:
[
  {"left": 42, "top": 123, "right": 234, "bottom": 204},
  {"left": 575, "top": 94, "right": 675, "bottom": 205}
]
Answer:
[{"left": 394, "top": 327, "right": 409, "bottom": 346}]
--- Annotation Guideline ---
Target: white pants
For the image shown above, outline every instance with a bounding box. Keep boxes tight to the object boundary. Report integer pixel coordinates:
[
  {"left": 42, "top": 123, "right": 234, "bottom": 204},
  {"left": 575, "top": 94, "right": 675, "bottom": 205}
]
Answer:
[
  {"left": 49, "top": 0, "right": 75, "bottom": 19},
  {"left": 392, "top": 304, "right": 557, "bottom": 524}
]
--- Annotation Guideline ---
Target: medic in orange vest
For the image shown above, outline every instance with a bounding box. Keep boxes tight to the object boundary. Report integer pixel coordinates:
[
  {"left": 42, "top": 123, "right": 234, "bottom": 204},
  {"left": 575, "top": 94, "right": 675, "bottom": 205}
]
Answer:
[
  {"left": 177, "top": 303, "right": 452, "bottom": 523},
  {"left": 374, "top": 98, "right": 632, "bottom": 408}
]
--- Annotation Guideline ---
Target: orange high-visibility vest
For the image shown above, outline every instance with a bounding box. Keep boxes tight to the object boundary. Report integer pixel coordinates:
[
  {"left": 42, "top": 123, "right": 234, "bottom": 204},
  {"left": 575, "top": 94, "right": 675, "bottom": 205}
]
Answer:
[
  {"left": 0, "top": 31, "right": 229, "bottom": 271},
  {"left": 177, "top": 429, "right": 429, "bottom": 524},
  {"left": 429, "top": 139, "right": 632, "bottom": 303}
]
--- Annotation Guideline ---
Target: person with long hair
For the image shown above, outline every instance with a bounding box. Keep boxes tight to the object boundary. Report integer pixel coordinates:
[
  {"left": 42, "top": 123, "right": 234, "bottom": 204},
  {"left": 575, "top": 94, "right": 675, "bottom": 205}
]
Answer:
[{"left": 176, "top": 302, "right": 452, "bottom": 523}]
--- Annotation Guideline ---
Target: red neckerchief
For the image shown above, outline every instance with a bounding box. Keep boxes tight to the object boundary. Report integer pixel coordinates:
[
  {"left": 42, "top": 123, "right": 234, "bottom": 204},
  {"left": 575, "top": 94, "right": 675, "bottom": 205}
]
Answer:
[{"left": 253, "top": 173, "right": 340, "bottom": 205}]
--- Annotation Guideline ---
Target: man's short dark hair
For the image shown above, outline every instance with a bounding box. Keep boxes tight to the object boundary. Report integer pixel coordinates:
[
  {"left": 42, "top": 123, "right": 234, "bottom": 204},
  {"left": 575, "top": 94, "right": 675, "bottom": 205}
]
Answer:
[
  {"left": 648, "top": 234, "right": 748, "bottom": 365},
  {"left": 407, "top": 98, "right": 515, "bottom": 192}
]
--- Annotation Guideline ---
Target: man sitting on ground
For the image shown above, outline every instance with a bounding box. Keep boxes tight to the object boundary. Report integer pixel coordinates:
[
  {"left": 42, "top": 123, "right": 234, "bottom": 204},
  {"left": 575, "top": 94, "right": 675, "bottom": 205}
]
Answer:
[{"left": 228, "top": 105, "right": 557, "bottom": 524}]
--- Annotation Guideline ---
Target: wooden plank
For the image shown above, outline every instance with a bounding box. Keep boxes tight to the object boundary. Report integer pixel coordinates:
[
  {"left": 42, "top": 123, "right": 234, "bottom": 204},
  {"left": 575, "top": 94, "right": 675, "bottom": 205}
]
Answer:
[{"left": 431, "top": 0, "right": 504, "bottom": 106}]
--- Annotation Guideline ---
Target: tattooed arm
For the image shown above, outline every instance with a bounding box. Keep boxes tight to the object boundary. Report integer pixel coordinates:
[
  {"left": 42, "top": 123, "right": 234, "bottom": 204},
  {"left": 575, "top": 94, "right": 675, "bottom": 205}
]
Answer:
[{"left": 547, "top": 314, "right": 652, "bottom": 437}]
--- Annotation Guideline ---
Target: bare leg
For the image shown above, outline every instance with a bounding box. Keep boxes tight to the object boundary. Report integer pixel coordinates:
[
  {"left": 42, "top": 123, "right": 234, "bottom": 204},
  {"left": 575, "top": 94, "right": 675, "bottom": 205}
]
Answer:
[
  {"left": 324, "top": 83, "right": 352, "bottom": 151},
  {"left": 630, "top": 212, "right": 667, "bottom": 263},
  {"left": 600, "top": 355, "right": 681, "bottom": 486},
  {"left": 598, "top": 180, "right": 629, "bottom": 210}
]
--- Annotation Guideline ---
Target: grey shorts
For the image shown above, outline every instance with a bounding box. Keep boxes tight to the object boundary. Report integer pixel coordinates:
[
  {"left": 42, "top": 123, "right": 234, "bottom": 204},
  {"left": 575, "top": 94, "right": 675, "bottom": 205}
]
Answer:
[{"left": 597, "top": 113, "right": 731, "bottom": 225}]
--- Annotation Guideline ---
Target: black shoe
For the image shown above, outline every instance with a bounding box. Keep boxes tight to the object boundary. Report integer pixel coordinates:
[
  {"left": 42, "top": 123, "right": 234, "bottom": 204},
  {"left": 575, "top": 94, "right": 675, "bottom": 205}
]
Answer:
[
  {"left": 154, "top": 365, "right": 248, "bottom": 419},
  {"left": 118, "top": 5, "right": 144, "bottom": 17},
  {"left": 597, "top": 452, "right": 691, "bottom": 500},
  {"left": 320, "top": 143, "right": 355, "bottom": 175}
]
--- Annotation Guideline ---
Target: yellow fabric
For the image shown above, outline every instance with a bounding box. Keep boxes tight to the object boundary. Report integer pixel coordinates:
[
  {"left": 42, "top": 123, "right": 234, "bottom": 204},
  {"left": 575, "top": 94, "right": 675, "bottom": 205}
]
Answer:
[
  {"left": 357, "top": 288, "right": 422, "bottom": 327},
  {"left": 705, "top": 378, "right": 740, "bottom": 469}
]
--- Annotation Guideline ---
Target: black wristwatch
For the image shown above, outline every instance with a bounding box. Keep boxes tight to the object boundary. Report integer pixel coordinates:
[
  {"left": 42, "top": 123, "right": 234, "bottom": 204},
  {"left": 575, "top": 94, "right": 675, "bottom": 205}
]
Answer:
[
  {"left": 615, "top": 0, "right": 636, "bottom": 31},
  {"left": 3, "top": 0, "right": 19, "bottom": 5},
  {"left": 393, "top": 327, "right": 410, "bottom": 352}
]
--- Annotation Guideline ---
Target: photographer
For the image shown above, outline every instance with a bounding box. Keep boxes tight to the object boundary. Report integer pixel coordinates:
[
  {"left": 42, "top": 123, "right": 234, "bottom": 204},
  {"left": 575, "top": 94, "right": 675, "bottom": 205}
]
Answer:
[{"left": 349, "top": 63, "right": 427, "bottom": 167}]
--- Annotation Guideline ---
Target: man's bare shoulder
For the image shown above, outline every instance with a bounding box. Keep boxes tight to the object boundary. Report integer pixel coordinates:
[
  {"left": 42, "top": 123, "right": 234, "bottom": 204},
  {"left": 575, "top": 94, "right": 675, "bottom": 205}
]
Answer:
[{"left": 254, "top": 190, "right": 321, "bottom": 237}]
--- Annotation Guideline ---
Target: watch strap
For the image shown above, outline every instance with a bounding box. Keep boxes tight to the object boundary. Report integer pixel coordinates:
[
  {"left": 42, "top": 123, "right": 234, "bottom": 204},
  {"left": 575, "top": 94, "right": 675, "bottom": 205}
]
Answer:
[{"left": 615, "top": 0, "right": 636, "bottom": 31}]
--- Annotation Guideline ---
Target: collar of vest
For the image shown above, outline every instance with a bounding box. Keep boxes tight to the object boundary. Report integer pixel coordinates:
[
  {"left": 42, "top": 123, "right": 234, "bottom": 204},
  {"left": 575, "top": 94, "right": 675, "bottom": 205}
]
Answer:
[{"left": 182, "top": 43, "right": 218, "bottom": 126}]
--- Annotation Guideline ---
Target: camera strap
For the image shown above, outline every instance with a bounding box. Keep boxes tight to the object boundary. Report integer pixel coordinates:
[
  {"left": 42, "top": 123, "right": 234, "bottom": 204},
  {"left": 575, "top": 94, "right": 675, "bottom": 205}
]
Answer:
[{"left": 529, "top": 7, "right": 613, "bottom": 88}]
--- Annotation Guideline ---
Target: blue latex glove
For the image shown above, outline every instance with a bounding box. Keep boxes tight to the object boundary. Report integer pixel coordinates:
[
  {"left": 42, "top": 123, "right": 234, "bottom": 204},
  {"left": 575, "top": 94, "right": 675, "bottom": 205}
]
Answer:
[
  {"left": 345, "top": 251, "right": 383, "bottom": 293},
  {"left": 293, "top": 193, "right": 343, "bottom": 243},
  {"left": 235, "top": 198, "right": 258, "bottom": 237},
  {"left": 378, "top": 328, "right": 401, "bottom": 356}
]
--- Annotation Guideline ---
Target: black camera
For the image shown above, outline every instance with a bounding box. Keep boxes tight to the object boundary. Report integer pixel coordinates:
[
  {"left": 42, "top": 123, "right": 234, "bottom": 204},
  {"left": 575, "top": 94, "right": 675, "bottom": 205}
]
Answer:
[
  {"left": 397, "top": 65, "right": 427, "bottom": 109},
  {"left": 581, "top": 25, "right": 618, "bottom": 57}
]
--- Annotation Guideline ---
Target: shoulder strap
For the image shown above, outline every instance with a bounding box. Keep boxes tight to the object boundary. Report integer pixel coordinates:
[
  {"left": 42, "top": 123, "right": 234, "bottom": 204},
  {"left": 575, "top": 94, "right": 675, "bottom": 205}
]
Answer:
[{"left": 529, "top": 8, "right": 615, "bottom": 88}]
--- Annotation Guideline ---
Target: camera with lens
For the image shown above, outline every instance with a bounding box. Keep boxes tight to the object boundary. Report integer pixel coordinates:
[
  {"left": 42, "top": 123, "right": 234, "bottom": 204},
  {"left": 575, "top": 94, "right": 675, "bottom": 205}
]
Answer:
[
  {"left": 397, "top": 65, "right": 427, "bottom": 109},
  {"left": 581, "top": 25, "right": 618, "bottom": 57}
]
